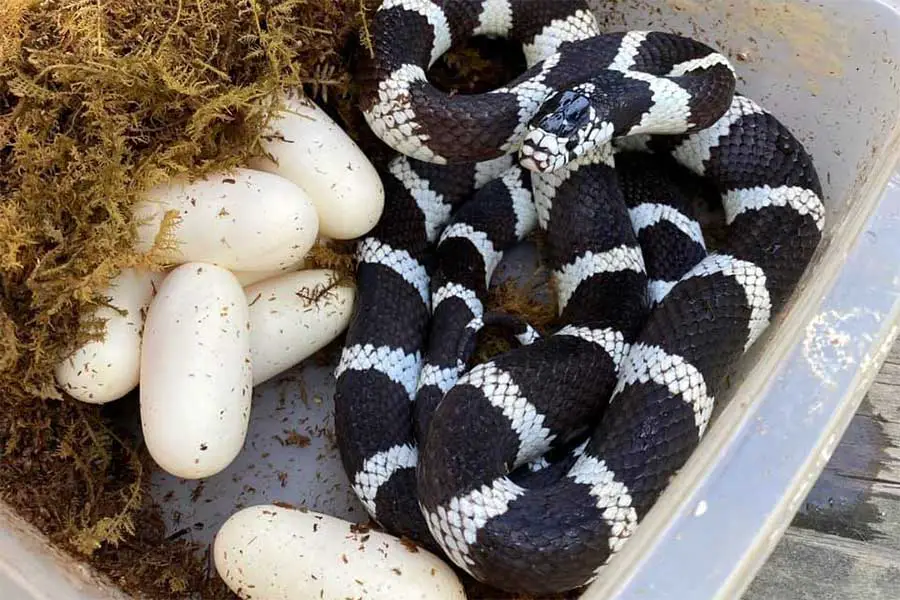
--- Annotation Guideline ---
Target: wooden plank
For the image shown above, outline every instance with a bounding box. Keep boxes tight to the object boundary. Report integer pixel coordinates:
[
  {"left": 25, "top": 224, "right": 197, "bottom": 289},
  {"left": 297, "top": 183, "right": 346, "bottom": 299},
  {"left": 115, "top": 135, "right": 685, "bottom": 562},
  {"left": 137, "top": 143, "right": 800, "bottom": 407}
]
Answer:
[
  {"left": 791, "top": 343, "right": 900, "bottom": 549},
  {"left": 744, "top": 528, "right": 900, "bottom": 600},
  {"left": 747, "top": 341, "right": 900, "bottom": 598}
]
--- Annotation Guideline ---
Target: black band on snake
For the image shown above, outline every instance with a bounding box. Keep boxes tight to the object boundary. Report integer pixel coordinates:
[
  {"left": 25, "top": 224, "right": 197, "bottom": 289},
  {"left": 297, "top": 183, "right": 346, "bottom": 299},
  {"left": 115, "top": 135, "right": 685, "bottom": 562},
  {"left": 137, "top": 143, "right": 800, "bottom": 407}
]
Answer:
[{"left": 334, "top": 0, "right": 825, "bottom": 594}]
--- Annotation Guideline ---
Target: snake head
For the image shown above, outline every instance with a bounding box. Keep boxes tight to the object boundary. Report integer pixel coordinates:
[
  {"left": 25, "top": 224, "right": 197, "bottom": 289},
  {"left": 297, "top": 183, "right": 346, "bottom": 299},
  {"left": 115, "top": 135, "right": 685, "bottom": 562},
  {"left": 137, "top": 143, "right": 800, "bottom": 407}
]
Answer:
[{"left": 520, "top": 84, "right": 613, "bottom": 173}]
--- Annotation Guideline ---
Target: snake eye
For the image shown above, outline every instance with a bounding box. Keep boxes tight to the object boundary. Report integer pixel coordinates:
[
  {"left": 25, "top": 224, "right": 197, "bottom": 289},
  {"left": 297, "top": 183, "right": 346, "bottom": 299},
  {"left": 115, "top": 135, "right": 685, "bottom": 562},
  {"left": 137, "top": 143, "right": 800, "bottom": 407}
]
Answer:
[
  {"left": 533, "top": 90, "right": 593, "bottom": 137},
  {"left": 560, "top": 92, "right": 591, "bottom": 127}
]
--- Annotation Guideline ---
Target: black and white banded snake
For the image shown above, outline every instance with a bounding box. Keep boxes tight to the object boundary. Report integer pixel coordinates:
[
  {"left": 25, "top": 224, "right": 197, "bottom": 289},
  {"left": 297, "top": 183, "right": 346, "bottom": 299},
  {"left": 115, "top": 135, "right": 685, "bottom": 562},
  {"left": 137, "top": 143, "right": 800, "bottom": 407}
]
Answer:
[{"left": 333, "top": 0, "right": 825, "bottom": 594}]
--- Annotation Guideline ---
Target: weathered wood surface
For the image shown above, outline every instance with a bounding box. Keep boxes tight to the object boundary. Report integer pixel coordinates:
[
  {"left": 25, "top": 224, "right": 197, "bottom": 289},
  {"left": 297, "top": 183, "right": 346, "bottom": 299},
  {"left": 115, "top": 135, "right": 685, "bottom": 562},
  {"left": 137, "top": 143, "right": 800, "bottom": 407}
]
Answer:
[{"left": 745, "top": 342, "right": 900, "bottom": 598}]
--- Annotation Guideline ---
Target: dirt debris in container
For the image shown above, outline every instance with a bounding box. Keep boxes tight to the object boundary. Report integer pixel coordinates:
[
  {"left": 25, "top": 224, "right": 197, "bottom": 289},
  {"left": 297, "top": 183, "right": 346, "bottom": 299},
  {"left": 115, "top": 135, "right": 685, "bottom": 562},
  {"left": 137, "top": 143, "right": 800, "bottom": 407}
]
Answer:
[{"left": 282, "top": 429, "right": 312, "bottom": 448}]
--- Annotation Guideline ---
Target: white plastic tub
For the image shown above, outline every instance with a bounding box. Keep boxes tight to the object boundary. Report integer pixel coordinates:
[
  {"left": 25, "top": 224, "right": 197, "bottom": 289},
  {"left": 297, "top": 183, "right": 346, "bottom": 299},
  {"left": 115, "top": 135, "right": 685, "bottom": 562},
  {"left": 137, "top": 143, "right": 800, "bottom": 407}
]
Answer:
[{"left": 3, "top": 0, "right": 900, "bottom": 598}]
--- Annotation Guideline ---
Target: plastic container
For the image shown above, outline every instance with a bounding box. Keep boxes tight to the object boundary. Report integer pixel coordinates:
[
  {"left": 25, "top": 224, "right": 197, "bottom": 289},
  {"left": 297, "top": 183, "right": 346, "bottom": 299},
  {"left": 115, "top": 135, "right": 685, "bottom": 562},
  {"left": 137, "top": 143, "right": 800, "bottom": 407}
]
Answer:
[{"left": 2, "top": 0, "right": 900, "bottom": 598}]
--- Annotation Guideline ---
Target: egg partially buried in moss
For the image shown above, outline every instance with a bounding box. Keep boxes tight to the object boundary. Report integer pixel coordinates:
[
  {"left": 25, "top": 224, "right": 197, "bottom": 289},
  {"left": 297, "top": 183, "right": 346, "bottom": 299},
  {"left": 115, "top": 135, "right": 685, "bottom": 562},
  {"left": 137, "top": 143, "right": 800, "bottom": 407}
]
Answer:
[
  {"left": 133, "top": 168, "right": 319, "bottom": 272},
  {"left": 214, "top": 504, "right": 466, "bottom": 600},
  {"left": 250, "top": 92, "right": 385, "bottom": 240},
  {"left": 140, "top": 262, "right": 252, "bottom": 479},
  {"left": 55, "top": 267, "right": 166, "bottom": 404}
]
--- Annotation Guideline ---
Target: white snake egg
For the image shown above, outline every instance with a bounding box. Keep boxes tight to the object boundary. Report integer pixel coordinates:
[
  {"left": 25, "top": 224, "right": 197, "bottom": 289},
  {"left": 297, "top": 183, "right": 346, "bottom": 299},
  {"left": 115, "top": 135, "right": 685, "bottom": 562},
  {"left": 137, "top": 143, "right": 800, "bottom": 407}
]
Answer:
[
  {"left": 214, "top": 504, "right": 466, "bottom": 600},
  {"left": 139, "top": 262, "right": 252, "bottom": 479},
  {"left": 54, "top": 267, "right": 166, "bottom": 404},
  {"left": 246, "top": 268, "right": 355, "bottom": 386},
  {"left": 133, "top": 167, "right": 319, "bottom": 272},
  {"left": 249, "top": 91, "right": 385, "bottom": 241}
]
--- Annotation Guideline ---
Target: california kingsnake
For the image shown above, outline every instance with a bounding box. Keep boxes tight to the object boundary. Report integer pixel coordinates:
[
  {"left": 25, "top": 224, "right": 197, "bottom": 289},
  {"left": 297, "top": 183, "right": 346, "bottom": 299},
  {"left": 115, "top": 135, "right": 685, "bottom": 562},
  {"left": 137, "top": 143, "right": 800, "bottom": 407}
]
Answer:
[{"left": 334, "top": 0, "right": 825, "bottom": 594}]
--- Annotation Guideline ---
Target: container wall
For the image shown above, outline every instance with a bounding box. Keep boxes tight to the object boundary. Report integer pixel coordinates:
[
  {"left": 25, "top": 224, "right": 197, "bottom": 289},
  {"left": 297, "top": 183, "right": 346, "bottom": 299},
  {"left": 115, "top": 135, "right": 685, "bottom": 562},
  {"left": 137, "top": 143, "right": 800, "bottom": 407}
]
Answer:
[{"left": 2, "top": 1, "right": 899, "bottom": 598}]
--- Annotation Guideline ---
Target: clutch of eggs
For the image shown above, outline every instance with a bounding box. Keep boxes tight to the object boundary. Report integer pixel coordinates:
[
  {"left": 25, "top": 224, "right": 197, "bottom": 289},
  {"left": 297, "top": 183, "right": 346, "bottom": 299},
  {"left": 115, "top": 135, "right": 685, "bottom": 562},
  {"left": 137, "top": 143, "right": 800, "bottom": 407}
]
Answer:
[
  {"left": 55, "top": 91, "right": 379, "bottom": 479},
  {"left": 53, "top": 91, "right": 469, "bottom": 600}
]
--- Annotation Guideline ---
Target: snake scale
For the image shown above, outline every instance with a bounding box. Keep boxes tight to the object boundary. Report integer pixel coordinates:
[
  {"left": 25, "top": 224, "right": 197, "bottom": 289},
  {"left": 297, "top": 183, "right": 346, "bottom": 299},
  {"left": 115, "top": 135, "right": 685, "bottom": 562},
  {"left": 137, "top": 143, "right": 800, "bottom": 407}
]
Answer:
[{"left": 333, "top": 0, "right": 825, "bottom": 594}]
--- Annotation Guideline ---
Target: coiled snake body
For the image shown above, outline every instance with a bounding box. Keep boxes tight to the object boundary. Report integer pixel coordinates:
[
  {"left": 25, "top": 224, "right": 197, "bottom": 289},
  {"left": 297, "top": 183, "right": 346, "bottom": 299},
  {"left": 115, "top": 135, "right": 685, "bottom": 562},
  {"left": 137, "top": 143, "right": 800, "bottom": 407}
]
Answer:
[{"left": 334, "top": 0, "right": 825, "bottom": 593}]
